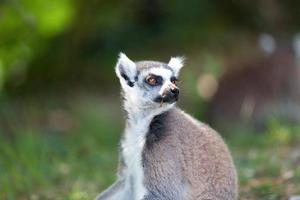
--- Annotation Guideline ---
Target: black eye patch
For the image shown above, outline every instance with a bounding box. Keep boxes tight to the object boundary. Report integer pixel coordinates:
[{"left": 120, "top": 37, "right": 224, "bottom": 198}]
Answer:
[{"left": 145, "top": 74, "right": 163, "bottom": 86}]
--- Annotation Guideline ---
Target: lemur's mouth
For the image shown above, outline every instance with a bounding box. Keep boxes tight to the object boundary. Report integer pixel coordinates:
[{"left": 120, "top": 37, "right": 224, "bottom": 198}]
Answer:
[{"left": 155, "top": 92, "right": 179, "bottom": 106}]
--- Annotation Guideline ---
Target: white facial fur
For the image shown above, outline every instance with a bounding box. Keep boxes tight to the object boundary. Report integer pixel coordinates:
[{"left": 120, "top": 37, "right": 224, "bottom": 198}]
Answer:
[
  {"left": 139, "top": 67, "right": 173, "bottom": 99},
  {"left": 115, "top": 53, "right": 184, "bottom": 120}
]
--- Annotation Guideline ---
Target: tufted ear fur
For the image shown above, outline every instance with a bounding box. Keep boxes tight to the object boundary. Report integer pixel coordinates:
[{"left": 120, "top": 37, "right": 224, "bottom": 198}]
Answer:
[
  {"left": 168, "top": 56, "right": 185, "bottom": 76},
  {"left": 115, "top": 53, "right": 137, "bottom": 87}
]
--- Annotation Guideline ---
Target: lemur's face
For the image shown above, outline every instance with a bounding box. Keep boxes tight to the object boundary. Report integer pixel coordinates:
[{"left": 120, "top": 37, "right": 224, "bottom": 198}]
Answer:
[
  {"left": 137, "top": 66, "right": 179, "bottom": 104},
  {"left": 115, "top": 53, "right": 184, "bottom": 108}
]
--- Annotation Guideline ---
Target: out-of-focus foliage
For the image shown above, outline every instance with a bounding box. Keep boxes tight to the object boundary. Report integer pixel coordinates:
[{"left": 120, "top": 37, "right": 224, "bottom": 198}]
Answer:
[
  {"left": 1, "top": 0, "right": 300, "bottom": 93},
  {"left": 0, "top": 0, "right": 74, "bottom": 90},
  {"left": 1, "top": 0, "right": 300, "bottom": 199}
]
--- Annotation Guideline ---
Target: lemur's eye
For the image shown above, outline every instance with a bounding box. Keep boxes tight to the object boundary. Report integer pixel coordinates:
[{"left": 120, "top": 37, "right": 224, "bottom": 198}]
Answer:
[
  {"left": 146, "top": 76, "right": 157, "bottom": 85},
  {"left": 145, "top": 74, "right": 163, "bottom": 86},
  {"left": 171, "top": 77, "right": 178, "bottom": 85}
]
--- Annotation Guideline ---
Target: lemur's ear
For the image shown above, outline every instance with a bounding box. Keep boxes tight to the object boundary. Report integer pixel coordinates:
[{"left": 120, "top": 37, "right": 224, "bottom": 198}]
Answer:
[
  {"left": 115, "top": 53, "right": 137, "bottom": 87},
  {"left": 168, "top": 56, "right": 185, "bottom": 76}
]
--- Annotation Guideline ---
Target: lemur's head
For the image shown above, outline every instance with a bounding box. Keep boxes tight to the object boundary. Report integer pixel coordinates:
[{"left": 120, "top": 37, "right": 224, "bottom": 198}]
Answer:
[{"left": 115, "top": 53, "right": 184, "bottom": 111}]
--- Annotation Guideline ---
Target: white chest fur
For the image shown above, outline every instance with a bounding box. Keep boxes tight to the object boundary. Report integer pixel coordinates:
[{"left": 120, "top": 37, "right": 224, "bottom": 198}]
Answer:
[{"left": 121, "top": 117, "right": 152, "bottom": 200}]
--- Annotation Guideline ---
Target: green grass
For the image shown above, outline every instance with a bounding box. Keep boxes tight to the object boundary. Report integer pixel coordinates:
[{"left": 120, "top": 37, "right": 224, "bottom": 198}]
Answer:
[
  {"left": 0, "top": 95, "right": 300, "bottom": 200},
  {"left": 226, "top": 120, "right": 300, "bottom": 199},
  {"left": 0, "top": 95, "right": 122, "bottom": 200},
  {"left": 0, "top": 131, "right": 119, "bottom": 200}
]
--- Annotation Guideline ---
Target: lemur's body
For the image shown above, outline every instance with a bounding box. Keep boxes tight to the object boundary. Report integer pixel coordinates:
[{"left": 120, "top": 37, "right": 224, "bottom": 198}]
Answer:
[{"left": 96, "top": 54, "right": 238, "bottom": 200}]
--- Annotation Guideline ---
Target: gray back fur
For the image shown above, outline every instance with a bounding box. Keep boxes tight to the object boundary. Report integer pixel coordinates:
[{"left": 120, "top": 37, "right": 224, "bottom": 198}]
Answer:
[{"left": 142, "top": 108, "right": 238, "bottom": 200}]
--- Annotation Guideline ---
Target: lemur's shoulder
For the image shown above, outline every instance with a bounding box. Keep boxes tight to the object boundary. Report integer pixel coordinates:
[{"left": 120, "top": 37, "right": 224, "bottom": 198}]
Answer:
[
  {"left": 165, "top": 107, "right": 213, "bottom": 135},
  {"left": 163, "top": 107, "right": 231, "bottom": 155},
  {"left": 146, "top": 107, "right": 223, "bottom": 148}
]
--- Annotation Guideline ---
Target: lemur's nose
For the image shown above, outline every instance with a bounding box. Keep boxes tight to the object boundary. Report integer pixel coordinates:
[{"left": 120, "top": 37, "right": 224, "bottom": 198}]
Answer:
[{"left": 171, "top": 87, "right": 179, "bottom": 95}]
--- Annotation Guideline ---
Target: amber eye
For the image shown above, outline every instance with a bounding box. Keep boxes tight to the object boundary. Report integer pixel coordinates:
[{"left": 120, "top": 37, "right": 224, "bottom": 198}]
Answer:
[{"left": 146, "top": 76, "right": 157, "bottom": 85}]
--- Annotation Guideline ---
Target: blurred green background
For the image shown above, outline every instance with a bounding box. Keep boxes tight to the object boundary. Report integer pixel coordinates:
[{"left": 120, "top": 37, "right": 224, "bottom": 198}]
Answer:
[{"left": 1, "top": 0, "right": 300, "bottom": 199}]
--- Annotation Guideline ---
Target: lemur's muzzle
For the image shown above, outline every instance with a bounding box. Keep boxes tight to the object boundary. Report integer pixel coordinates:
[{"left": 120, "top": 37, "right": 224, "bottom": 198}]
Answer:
[{"left": 155, "top": 86, "right": 179, "bottom": 104}]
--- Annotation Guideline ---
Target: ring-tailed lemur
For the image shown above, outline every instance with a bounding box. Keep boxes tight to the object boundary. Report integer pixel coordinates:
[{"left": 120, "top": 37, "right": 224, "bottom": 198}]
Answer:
[{"left": 95, "top": 53, "right": 238, "bottom": 200}]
